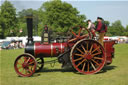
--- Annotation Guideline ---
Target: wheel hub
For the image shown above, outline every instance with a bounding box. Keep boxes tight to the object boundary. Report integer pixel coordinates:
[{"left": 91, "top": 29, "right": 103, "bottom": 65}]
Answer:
[
  {"left": 22, "top": 62, "right": 29, "bottom": 68},
  {"left": 84, "top": 51, "right": 92, "bottom": 60}
]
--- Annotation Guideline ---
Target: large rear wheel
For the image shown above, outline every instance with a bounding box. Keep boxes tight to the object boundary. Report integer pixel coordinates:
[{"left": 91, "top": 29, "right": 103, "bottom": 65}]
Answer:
[{"left": 70, "top": 39, "right": 106, "bottom": 74}]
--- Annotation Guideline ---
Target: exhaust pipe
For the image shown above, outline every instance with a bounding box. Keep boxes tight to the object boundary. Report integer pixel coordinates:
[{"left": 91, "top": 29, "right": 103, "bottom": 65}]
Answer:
[
  {"left": 25, "top": 14, "right": 34, "bottom": 56},
  {"left": 26, "top": 14, "right": 33, "bottom": 45}
]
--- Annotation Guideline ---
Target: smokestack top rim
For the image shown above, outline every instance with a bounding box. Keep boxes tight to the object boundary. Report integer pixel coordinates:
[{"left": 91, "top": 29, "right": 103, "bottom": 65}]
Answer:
[{"left": 25, "top": 14, "right": 33, "bottom": 19}]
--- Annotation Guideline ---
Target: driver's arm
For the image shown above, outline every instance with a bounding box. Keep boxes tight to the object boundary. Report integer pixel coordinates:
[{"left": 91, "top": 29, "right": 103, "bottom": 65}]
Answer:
[{"left": 87, "top": 22, "right": 91, "bottom": 29}]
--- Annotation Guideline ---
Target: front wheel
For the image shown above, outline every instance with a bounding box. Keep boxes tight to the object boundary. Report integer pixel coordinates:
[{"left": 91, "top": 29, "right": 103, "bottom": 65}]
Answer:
[
  {"left": 70, "top": 39, "right": 106, "bottom": 74},
  {"left": 14, "top": 53, "right": 37, "bottom": 77}
]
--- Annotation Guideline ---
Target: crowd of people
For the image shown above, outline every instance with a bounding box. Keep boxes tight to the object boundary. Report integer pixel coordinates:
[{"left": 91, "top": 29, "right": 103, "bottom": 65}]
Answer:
[
  {"left": 7, "top": 41, "right": 24, "bottom": 49},
  {"left": 1, "top": 40, "right": 24, "bottom": 50}
]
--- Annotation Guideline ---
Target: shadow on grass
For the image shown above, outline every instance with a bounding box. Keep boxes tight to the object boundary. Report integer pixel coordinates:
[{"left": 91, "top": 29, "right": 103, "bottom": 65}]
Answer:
[
  {"left": 32, "top": 67, "right": 77, "bottom": 77},
  {"left": 39, "top": 67, "right": 77, "bottom": 73},
  {"left": 96, "top": 65, "right": 117, "bottom": 74},
  {"left": 33, "top": 65, "right": 117, "bottom": 76}
]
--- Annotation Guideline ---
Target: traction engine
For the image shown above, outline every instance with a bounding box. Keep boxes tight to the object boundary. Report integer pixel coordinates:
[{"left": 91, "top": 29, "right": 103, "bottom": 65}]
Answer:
[{"left": 14, "top": 15, "right": 116, "bottom": 77}]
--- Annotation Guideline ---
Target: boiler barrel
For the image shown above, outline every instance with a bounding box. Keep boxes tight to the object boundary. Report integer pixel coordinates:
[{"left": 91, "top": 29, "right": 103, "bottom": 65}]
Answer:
[{"left": 34, "top": 42, "right": 68, "bottom": 57}]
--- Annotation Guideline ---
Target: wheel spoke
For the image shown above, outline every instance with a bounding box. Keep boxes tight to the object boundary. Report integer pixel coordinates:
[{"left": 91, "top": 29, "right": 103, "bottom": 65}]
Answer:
[
  {"left": 82, "top": 62, "right": 86, "bottom": 71},
  {"left": 26, "top": 68, "right": 32, "bottom": 74},
  {"left": 87, "top": 62, "right": 90, "bottom": 72},
  {"left": 81, "top": 44, "right": 88, "bottom": 53},
  {"left": 76, "top": 48, "right": 84, "bottom": 54},
  {"left": 17, "top": 61, "right": 22, "bottom": 65},
  {"left": 25, "top": 70, "right": 28, "bottom": 74},
  {"left": 71, "top": 31, "right": 77, "bottom": 38},
  {"left": 29, "top": 65, "right": 34, "bottom": 68},
  {"left": 78, "top": 28, "right": 82, "bottom": 36},
  {"left": 94, "top": 57, "right": 103, "bottom": 60},
  {"left": 26, "top": 57, "right": 31, "bottom": 63},
  {"left": 90, "top": 62, "right": 96, "bottom": 70},
  {"left": 91, "top": 59, "right": 100, "bottom": 66},
  {"left": 18, "top": 66, "right": 23, "bottom": 69},
  {"left": 91, "top": 46, "right": 100, "bottom": 53},
  {"left": 36, "top": 58, "right": 41, "bottom": 62},
  {"left": 89, "top": 44, "right": 93, "bottom": 53},
  {"left": 28, "top": 61, "right": 35, "bottom": 65},
  {"left": 92, "top": 52, "right": 101, "bottom": 57},
  {"left": 37, "top": 62, "right": 43, "bottom": 64},
  {"left": 74, "top": 53, "right": 84, "bottom": 57},
  {"left": 19, "top": 58, "right": 24, "bottom": 63},
  {"left": 30, "top": 66, "right": 34, "bottom": 71},
  {"left": 68, "top": 38, "right": 77, "bottom": 43},
  {"left": 21, "top": 69, "right": 25, "bottom": 73},
  {"left": 86, "top": 42, "right": 89, "bottom": 51},
  {"left": 76, "top": 59, "right": 87, "bottom": 67},
  {"left": 74, "top": 57, "right": 83, "bottom": 62}
]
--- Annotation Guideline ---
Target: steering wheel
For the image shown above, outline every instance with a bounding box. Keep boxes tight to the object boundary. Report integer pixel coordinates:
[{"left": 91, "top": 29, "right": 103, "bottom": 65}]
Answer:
[{"left": 68, "top": 26, "right": 91, "bottom": 43}]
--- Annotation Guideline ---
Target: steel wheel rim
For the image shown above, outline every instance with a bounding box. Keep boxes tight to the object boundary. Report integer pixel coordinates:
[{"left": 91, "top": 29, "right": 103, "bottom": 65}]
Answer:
[
  {"left": 70, "top": 39, "right": 106, "bottom": 74},
  {"left": 14, "top": 53, "right": 37, "bottom": 77}
]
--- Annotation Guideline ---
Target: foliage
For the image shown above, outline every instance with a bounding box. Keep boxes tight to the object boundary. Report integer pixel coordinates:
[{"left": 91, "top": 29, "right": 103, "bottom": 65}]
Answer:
[
  {"left": 39, "top": 0, "right": 86, "bottom": 36},
  {"left": 17, "top": 8, "right": 39, "bottom": 36},
  {"left": 123, "top": 25, "right": 128, "bottom": 36},
  {"left": 0, "top": 0, "right": 17, "bottom": 38},
  {"left": 107, "top": 20, "right": 125, "bottom": 36},
  {"left": 0, "top": 9, "right": 2, "bottom": 37}
]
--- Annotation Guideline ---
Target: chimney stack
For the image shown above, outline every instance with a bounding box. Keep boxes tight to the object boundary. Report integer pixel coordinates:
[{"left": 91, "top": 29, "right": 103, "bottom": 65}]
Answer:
[{"left": 26, "top": 14, "right": 33, "bottom": 45}]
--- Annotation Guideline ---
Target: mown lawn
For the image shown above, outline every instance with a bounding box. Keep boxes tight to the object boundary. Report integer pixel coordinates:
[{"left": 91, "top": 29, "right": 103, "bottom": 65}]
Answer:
[{"left": 0, "top": 44, "right": 128, "bottom": 85}]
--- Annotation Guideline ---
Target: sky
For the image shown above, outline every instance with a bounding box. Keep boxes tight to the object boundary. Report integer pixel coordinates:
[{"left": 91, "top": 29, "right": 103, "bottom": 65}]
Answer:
[{"left": 0, "top": 0, "right": 128, "bottom": 27}]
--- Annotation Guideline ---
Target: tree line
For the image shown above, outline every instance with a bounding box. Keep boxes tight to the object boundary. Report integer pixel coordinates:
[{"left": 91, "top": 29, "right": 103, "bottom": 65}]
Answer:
[{"left": 0, "top": 0, "right": 128, "bottom": 39}]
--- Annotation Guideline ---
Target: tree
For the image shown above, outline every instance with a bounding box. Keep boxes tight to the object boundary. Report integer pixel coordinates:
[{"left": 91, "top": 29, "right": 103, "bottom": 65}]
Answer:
[
  {"left": 39, "top": 0, "right": 86, "bottom": 36},
  {"left": 17, "top": 8, "right": 39, "bottom": 36},
  {"left": 0, "top": 9, "right": 2, "bottom": 37},
  {"left": 123, "top": 25, "right": 128, "bottom": 36},
  {"left": 108, "top": 20, "right": 125, "bottom": 36},
  {"left": 0, "top": 0, "right": 17, "bottom": 38}
]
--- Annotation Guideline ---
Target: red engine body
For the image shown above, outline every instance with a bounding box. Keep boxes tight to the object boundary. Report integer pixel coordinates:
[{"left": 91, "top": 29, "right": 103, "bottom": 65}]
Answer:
[
  {"left": 34, "top": 42, "right": 68, "bottom": 57},
  {"left": 104, "top": 40, "right": 115, "bottom": 64},
  {"left": 33, "top": 40, "right": 115, "bottom": 65}
]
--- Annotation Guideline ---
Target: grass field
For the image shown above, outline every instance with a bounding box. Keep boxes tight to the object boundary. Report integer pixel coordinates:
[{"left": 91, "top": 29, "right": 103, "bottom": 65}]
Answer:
[{"left": 0, "top": 44, "right": 128, "bottom": 85}]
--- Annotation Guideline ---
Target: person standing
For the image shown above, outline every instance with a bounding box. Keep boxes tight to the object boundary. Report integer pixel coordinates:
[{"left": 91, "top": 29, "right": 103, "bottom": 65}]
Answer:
[
  {"left": 95, "top": 17, "right": 107, "bottom": 46},
  {"left": 87, "top": 19, "right": 96, "bottom": 38}
]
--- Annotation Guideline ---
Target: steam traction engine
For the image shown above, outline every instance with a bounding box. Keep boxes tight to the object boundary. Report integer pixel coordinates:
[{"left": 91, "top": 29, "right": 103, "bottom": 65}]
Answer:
[{"left": 14, "top": 15, "right": 116, "bottom": 77}]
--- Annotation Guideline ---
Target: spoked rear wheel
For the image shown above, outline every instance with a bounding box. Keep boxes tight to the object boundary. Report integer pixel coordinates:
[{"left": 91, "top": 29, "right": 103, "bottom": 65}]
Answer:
[
  {"left": 14, "top": 53, "right": 37, "bottom": 77},
  {"left": 70, "top": 39, "right": 106, "bottom": 74}
]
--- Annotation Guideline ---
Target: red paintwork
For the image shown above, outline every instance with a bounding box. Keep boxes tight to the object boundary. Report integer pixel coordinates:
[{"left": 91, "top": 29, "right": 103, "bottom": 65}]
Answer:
[
  {"left": 34, "top": 42, "right": 68, "bottom": 57},
  {"left": 104, "top": 40, "right": 115, "bottom": 65}
]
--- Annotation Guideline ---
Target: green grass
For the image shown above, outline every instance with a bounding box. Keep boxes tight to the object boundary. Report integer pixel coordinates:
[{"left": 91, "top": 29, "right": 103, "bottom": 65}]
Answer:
[{"left": 0, "top": 44, "right": 128, "bottom": 85}]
